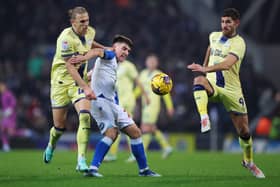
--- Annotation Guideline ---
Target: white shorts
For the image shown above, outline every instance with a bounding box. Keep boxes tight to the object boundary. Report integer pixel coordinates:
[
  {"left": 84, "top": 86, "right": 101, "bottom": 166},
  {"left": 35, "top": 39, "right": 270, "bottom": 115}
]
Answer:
[{"left": 91, "top": 97, "right": 135, "bottom": 134}]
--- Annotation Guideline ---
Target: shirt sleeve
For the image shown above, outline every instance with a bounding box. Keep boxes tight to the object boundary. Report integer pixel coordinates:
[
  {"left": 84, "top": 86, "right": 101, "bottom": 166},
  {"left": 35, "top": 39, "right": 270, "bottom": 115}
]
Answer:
[
  {"left": 229, "top": 38, "right": 246, "bottom": 61},
  {"left": 60, "top": 35, "right": 77, "bottom": 58},
  {"left": 128, "top": 63, "right": 138, "bottom": 81}
]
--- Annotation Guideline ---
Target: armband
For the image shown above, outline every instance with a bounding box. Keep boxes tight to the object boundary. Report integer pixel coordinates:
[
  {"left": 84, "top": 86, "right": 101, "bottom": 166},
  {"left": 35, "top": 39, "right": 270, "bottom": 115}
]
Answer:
[{"left": 102, "top": 50, "right": 115, "bottom": 60}]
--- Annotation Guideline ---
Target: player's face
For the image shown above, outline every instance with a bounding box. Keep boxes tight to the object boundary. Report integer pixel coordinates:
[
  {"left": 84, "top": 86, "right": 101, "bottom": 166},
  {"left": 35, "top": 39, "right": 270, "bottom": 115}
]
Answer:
[
  {"left": 114, "top": 43, "right": 131, "bottom": 62},
  {"left": 72, "top": 13, "right": 89, "bottom": 36},
  {"left": 221, "top": 16, "right": 239, "bottom": 37},
  {"left": 145, "top": 56, "right": 158, "bottom": 71}
]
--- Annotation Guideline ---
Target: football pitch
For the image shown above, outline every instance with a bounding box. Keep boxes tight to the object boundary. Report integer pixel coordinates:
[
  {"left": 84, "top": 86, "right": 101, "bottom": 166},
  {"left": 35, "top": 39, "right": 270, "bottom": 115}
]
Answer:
[{"left": 0, "top": 150, "right": 279, "bottom": 187}]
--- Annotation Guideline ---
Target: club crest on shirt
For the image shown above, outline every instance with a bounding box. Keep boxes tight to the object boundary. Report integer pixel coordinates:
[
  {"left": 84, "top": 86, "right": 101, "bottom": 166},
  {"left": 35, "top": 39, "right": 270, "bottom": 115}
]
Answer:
[{"left": 62, "top": 41, "right": 69, "bottom": 50}]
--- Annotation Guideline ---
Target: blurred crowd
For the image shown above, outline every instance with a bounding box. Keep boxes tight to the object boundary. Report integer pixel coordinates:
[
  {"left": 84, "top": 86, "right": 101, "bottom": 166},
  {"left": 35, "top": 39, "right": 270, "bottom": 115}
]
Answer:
[{"left": 0, "top": 0, "right": 279, "bottom": 138}]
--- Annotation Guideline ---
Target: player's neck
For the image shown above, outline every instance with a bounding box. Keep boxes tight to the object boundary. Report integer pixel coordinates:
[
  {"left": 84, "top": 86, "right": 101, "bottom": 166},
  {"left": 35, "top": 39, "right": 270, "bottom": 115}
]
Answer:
[
  {"left": 72, "top": 27, "right": 84, "bottom": 37},
  {"left": 223, "top": 31, "right": 237, "bottom": 38}
]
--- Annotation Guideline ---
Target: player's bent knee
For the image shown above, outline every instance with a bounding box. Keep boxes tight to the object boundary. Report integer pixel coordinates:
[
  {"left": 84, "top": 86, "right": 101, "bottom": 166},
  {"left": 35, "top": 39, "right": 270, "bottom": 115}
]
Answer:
[
  {"left": 239, "top": 131, "right": 251, "bottom": 140},
  {"left": 53, "top": 117, "right": 67, "bottom": 128},
  {"left": 112, "top": 131, "right": 119, "bottom": 142},
  {"left": 239, "top": 126, "right": 251, "bottom": 140},
  {"left": 104, "top": 128, "right": 119, "bottom": 141},
  {"left": 54, "top": 123, "right": 66, "bottom": 129},
  {"left": 129, "top": 127, "right": 142, "bottom": 139},
  {"left": 193, "top": 76, "right": 207, "bottom": 85},
  {"left": 193, "top": 71, "right": 206, "bottom": 78},
  {"left": 238, "top": 124, "right": 250, "bottom": 139}
]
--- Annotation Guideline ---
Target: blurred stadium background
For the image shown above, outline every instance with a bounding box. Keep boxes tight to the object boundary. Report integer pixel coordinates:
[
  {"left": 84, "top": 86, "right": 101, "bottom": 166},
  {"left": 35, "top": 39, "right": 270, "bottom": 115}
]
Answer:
[{"left": 0, "top": 0, "right": 280, "bottom": 153}]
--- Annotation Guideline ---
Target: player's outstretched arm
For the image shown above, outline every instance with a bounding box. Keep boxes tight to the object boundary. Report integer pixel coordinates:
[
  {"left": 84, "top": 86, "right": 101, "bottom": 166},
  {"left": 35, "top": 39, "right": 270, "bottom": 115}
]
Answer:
[
  {"left": 91, "top": 41, "right": 106, "bottom": 49},
  {"left": 92, "top": 41, "right": 113, "bottom": 51},
  {"left": 205, "top": 53, "right": 238, "bottom": 72},
  {"left": 69, "top": 49, "right": 115, "bottom": 65},
  {"left": 68, "top": 48, "right": 105, "bottom": 64},
  {"left": 187, "top": 54, "right": 238, "bottom": 73}
]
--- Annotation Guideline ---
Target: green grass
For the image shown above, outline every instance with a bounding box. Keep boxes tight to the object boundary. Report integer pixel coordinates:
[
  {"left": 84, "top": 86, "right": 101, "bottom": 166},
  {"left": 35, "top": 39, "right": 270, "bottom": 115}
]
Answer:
[{"left": 0, "top": 150, "right": 279, "bottom": 187}]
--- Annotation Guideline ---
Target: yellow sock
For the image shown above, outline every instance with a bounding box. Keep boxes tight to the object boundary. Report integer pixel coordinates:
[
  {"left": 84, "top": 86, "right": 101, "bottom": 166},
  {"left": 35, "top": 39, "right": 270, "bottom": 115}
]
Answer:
[
  {"left": 239, "top": 136, "right": 253, "bottom": 163},
  {"left": 77, "top": 111, "right": 91, "bottom": 158},
  {"left": 142, "top": 133, "right": 152, "bottom": 151},
  {"left": 48, "top": 127, "right": 64, "bottom": 148},
  {"left": 193, "top": 88, "right": 208, "bottom": 116},
  {"left": 109, "top": 134, "right": 121, "bottom": 156},
  {"left": 154, "top": 130, "right": 170, "bottom": 149}
]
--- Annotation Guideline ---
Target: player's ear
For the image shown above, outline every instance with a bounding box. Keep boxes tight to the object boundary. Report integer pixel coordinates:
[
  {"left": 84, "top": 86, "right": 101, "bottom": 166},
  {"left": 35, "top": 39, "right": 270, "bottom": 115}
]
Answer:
[
  {"left": 234, "top": 19, "right": 240, "bottom": 26},
  {"left": 70, "top": 18, "right": 75, "bottom": 25}
]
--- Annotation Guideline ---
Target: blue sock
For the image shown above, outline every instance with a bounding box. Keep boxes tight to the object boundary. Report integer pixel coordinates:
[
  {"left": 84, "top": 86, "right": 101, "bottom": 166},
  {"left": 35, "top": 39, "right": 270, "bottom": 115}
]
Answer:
[
  {"left": 91, "top": 136, "right": 113, "bottom": 169},
  {"left": 130, "top": 137, "right": 148, "bottom": 170}
]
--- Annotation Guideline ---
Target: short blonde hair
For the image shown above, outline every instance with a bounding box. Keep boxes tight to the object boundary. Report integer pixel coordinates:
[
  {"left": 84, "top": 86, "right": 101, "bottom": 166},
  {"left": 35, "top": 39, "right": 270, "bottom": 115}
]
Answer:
[{"left": 68, "top": 6, "right": 88, "bottom": 20}]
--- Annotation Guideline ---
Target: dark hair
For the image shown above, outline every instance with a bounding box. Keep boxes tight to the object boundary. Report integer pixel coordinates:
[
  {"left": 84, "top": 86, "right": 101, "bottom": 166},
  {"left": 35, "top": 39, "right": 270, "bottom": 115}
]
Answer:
[
  {"left": 68, "top": 6, "right": 88, "bottom": 20},
  {"left": 113, "top": 35, "right": 133, "bottom": 48},
  {"left": 222, "top": 8, "right": 240, "bottom": 20}
]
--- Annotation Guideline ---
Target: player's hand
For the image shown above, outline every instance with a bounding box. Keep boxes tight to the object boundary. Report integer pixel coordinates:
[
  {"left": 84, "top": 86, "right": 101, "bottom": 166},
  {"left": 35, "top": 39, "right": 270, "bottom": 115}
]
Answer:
[
  {"left": 84, "top": 86, "right": 97, "bottom": 100},
  {"left": 68, "top": 55, "right": 86, "bottom": 64},
  {"left": 187, "top": 63, "right": 206, "bottom": 73}
]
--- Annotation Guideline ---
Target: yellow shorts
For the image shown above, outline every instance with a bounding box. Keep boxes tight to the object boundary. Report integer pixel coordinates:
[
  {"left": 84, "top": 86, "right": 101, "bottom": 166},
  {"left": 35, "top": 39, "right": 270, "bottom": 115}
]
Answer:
[
  {"left": 141, "top": 104, "right": 160, "bottom": 124},
  {"left": 209, "top": 80, "right": 247, "bottom": 114},
  {"left": 50, "top": 84, "right": 86, "bottom": 108}
]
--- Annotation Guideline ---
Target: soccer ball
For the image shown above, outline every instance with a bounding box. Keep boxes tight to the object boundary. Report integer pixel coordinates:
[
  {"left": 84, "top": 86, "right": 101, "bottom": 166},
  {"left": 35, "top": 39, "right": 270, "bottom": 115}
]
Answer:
[{"left": 151, "top": 73, "right": 173, "bottom": 95}]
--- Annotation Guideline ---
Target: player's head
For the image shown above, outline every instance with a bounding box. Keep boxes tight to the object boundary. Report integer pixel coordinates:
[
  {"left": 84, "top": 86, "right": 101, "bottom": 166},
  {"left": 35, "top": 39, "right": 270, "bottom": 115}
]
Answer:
[
  {"left": 112, "top": 35, "right": 133, "bottom": 62},
  {"left": 145, "top": 54, "right": 159, "bottom": 71},
  {"left": 221, "top": 8, "right": 240, "bottom": 37},
  {"left": 69, "top": 6, "right": 89, "bottom": 36}
]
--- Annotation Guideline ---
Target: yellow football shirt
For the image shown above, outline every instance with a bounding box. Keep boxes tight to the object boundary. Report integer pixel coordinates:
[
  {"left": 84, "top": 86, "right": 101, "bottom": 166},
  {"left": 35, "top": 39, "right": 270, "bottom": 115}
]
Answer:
[
  {"left": 207, "top": 32, "right": 246, "bottom": 90},
  {"left": 51, "top": 26, "right": 96, "bottom": 86},
  {"left": 116, "top": 60, "right": 138, "bottom": 112}
]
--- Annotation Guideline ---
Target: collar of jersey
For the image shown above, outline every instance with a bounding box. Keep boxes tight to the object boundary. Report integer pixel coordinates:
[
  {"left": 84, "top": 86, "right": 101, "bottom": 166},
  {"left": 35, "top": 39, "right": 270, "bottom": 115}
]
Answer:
[{"left": 71, "top": 27, "right": 86, "bottom": 44}]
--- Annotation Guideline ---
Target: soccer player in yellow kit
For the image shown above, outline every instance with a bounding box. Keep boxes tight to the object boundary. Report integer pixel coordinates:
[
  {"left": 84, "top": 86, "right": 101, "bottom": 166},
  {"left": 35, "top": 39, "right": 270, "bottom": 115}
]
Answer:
[
  {"left": 43, "top": 6, "right": 105, "bottom": 172},
  {"left": 187, "top": 8, "right": 265, "bottom": 178},
  {"left": 127, "top": 54, "right": 174, "bottom": 162},
  {"left": 104, "top": 60, "right": 149, "bottom": 161}
]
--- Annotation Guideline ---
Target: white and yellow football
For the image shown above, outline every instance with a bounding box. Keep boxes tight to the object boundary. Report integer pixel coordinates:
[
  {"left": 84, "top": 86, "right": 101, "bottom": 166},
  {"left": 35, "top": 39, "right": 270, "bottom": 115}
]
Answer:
[{"left": 151, "top": 73, "right": 173, "bottom": 95}]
